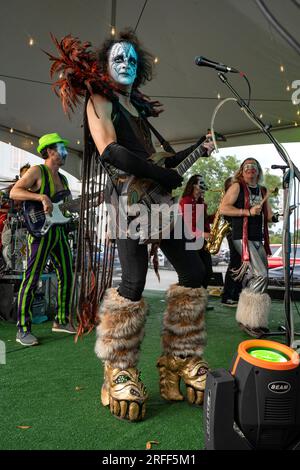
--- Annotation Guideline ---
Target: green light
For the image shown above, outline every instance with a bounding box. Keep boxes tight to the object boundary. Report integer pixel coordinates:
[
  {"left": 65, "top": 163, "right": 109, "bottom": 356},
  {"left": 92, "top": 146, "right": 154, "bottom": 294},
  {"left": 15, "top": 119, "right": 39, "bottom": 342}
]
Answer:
[{"left": 248, "top": 347, "right": 289, "bottom": 363}]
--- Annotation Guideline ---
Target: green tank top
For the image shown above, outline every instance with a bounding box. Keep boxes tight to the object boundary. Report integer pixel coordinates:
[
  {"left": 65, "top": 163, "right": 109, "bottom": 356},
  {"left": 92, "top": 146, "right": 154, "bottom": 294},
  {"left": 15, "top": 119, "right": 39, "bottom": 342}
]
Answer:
[{"left": 38, "top": 165, "right": 70, "bottom": 199}]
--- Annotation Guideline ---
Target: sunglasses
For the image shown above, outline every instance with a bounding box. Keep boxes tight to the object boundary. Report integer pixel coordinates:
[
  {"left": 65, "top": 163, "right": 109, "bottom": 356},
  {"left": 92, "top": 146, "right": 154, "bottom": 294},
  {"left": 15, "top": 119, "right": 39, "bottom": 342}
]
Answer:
[{"left": 243, "top": 163, "right": 258, "bottom": 170}]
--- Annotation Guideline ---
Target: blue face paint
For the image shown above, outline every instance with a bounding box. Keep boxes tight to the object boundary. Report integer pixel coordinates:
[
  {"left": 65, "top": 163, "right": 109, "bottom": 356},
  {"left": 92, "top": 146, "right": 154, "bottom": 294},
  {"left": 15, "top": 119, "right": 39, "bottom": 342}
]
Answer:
[
  {"left": 108, "top": 42, "right": 138, "bottom": 86},
  {"left": 56, "top": 142, "right": 68, "bottom": 162}
]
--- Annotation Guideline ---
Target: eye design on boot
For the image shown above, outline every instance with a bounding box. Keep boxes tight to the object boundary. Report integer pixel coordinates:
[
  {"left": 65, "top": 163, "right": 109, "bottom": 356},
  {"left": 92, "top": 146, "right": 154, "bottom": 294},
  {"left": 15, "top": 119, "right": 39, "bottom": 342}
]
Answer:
[
  {"left": 197, "top": 367, "right": 208, "bottom": 376},
  {"left": 130, "top": 388, "right": 141, "bottom": 397},
  {"left": 115, "top": 374, "right": 130, "bottom": 384}
]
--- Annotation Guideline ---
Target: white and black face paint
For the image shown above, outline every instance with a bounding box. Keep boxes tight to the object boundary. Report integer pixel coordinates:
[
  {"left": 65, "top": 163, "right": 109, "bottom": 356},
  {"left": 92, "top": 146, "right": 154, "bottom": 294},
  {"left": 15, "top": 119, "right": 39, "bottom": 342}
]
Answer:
[
  {"left": 56, "top": 143, "right": 68, "bottom": 164},
  {"left": 108, "top": 42, "right": 138, "bottom": 86},
  {"left": 195, "top": 176, "right": 208, "bottom": 191}
]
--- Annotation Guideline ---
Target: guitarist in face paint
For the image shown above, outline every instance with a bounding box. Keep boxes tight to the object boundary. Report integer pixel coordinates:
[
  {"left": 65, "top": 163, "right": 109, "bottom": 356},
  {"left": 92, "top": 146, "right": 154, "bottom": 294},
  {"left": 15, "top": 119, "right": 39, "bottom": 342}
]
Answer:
[
  {"left": 84, "top": 29, "right": 216, "bottom": 421},
  {"left": 10, "top": 132, "right": 76, "bottom": 347}
]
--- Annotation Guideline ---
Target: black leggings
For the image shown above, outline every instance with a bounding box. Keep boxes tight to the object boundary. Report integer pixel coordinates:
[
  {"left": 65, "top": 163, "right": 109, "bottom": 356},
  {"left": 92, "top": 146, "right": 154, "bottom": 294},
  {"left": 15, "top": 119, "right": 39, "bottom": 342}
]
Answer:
[
  {"left": 198, "top": 247, "right": 213, "bottom": 289},
  {"left": 117, "top": 234, "right": 206, "bottom": 301},
  {"left": 222, "top": 234, "right": 242, "bottom": 302}
]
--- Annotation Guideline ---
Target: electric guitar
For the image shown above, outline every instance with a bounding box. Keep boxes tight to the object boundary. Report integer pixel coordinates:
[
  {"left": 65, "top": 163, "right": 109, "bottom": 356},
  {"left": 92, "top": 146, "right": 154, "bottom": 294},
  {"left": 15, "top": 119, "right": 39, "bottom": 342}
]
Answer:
[
  {"left": 116, "top": 142, "right": 210, "bottom": 243},
  {"left": 23, "top": 191, "right": 103, "bottom": 237}
]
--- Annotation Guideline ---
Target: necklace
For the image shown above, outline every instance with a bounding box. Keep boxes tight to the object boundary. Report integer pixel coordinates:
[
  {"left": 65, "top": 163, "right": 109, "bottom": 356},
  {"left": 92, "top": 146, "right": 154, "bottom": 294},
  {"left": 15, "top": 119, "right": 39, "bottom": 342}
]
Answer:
[{"left": 247, "top": 185, "right": 261, "bottom": 206}]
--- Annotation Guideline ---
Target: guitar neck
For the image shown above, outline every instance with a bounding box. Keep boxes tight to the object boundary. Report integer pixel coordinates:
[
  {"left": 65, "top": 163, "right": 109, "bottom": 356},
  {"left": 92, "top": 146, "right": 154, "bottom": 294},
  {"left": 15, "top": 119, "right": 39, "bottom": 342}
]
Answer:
[
  {"left": 175, "top": 144, "right": 206, "bottom": 176},
  {"left": 59, "top": 191, "right": 104, "bottom": 212},
  {"left": 59, "top": 199, "right": 78, "bottom": 212},
  {"left": 143, "top": 144, "right": 207, "bottom": 201}
]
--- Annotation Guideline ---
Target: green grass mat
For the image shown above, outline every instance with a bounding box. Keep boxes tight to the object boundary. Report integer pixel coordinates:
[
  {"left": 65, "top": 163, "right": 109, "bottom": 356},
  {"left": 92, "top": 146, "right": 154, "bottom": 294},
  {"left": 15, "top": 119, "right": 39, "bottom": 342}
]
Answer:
[{"left": 0, "top": 291, "right": 298, "bottom": 450}]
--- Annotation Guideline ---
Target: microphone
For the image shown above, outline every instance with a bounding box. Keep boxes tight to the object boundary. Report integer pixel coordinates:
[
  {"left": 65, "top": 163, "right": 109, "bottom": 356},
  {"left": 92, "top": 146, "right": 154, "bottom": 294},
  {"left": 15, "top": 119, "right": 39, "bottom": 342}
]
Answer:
[
  {"left": 195, "top": 56, "right": 239, "bottom": 73},
  {"left": 271, "top": 165, "right": 289, "bottom": 170}
]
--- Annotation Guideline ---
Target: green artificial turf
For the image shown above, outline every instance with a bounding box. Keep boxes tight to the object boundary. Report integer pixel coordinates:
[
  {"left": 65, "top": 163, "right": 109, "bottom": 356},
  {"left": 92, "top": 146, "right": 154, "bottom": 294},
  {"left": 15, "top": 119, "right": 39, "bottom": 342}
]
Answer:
[{"left": 0, "top": 291, "right": 299, "bottom": 451}]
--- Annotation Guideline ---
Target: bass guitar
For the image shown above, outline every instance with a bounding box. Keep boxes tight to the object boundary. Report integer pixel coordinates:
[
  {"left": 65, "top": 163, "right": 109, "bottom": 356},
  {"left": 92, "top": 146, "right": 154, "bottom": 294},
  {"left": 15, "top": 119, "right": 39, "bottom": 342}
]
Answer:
[{"left": 23, "top": 191, "right": 103, "bottom": 237}]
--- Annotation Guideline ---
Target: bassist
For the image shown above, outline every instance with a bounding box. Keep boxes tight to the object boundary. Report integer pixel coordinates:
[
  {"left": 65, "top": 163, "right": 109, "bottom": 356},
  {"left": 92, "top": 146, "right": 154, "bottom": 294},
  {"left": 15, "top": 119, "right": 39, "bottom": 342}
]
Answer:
[{"left": 10, "top": 132, "right": 76, "bottom": 346}]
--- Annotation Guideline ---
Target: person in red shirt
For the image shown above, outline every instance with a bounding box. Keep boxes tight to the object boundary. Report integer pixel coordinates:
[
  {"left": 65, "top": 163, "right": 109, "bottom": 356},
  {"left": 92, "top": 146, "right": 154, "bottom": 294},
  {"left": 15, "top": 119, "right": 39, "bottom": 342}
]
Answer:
[
  {"left": 0, "top": 196, "right": 9, "bottom": 252},
  {"left": 180, "top": 174, "right": 214, "bottom": 289}
]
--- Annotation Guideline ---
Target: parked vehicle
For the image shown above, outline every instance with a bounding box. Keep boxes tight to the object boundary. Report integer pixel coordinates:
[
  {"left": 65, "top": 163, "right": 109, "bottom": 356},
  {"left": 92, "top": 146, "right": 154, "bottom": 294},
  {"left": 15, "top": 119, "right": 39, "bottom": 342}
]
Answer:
[
  {"left": 97, "top": 245, "right": 122, "bottom": 274},
  {"left": 218, "top": 249, "right": 230, "bottom": 264},
  {"left": 150, "top": 249, "right": 175, "bottom": 269},
  {"left": 211, "top": 253, "right": 223, "bottom": 266},
  {"left": 268, "top": 264, "right": 300, "bottom": 288},
  {"left": 268, "top": 244, "right": 300, "bottom": 269},
  {"left": 269, "top": 244, "right": 281, "bottom": 255},
  {"left": 157, "top": 248, "right": 165, "bottom": 267}
]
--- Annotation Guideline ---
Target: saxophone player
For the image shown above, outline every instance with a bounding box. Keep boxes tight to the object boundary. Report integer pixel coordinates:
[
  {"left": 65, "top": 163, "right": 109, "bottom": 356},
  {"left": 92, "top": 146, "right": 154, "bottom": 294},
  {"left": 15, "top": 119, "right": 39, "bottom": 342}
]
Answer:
[{"left": 220, "top": 158, "right": 277, "bottom": 337}]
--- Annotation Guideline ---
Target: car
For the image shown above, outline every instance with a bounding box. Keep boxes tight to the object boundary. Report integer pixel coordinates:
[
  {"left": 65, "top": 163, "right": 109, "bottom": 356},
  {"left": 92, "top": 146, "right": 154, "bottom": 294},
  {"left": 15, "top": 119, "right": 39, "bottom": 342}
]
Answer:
[
  {"left": 218, "top": 249, "right": 230, "bottom": 264},
  {"left": 268, "top": 264, "right": 300, "bottom": 288},
  {"left": 268, "top": 244, "right": 300, "bottom": 269},
  {"left": 269, "top": 244, "right": 282, "bottom": 256},
  {"left": 96, "top": 244, "right": 122, "bottom": 274},
  {"left": 211, "top": 253, "right": 223, "bottom": 266},
  {"left": 113, "top": 248, "right": 121, "bottom": 273},
  {"left": 148, "top": 248, "right": 174, "bottom": 269},
  {"left": 157, "top": 248, "right": 165, "bottom": 267}
]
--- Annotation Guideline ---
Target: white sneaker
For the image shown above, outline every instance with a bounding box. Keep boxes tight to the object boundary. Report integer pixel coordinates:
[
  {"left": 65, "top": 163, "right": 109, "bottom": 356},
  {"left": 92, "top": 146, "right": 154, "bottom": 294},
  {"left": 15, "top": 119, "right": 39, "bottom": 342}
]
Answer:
[
  {"left": 16, "top": 331, "right": 39, "bottom": 346},
  {"left": 52, "top": 322, "right": 76, "bottom": 334}
]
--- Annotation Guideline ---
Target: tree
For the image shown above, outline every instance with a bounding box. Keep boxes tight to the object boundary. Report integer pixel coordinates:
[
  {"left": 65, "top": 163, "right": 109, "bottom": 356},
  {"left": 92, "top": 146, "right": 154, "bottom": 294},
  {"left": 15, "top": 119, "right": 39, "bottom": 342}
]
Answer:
[
  {"left": 269, "top": 231, "right": 283, "bottom": 244},
  {"left": 173, "top": 154, "right": 240, "bottom": 214},
  {"left": 262, "top": 170, "right": 281, "bottom": 213}
]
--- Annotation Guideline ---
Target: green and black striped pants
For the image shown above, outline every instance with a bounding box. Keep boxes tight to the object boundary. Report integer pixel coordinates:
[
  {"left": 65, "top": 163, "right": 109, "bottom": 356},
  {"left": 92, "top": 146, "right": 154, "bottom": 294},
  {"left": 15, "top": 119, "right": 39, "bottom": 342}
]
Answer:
[{"left": 17, "top": 226, "right": 73, "bottom": 332}]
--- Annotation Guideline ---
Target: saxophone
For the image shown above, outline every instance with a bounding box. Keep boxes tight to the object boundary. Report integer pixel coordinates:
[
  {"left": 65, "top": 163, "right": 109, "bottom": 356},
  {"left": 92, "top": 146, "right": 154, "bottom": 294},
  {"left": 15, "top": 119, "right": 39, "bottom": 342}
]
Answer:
[
  {"left": 206, "top": 186, "right": 279, "bottom": 255},
  {"left": 206, "top": 191, "right": 231, "bottom": 255}
]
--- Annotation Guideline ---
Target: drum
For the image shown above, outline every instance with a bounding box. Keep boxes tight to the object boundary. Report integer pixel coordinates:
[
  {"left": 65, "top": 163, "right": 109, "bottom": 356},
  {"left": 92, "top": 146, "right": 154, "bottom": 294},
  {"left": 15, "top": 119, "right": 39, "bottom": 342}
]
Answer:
[
  {"left": 1, "top": 217, "right": 28, "bottom": 272},
  {"left": 13, "top": 227, "right": 28, "bottom": 272}
]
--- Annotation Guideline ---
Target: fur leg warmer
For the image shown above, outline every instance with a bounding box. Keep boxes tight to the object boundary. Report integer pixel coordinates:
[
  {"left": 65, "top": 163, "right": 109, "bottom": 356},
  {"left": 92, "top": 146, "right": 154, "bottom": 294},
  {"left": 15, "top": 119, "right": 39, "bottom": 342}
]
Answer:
[
  {"left": 236, "top": 288, "right": 271, "bottom": 328},
  {"left": 161, "top": 284, "right": 207, "bottom": 358},
  {"left": 95, "top": 288, "right": 147, "bottom": 369}
]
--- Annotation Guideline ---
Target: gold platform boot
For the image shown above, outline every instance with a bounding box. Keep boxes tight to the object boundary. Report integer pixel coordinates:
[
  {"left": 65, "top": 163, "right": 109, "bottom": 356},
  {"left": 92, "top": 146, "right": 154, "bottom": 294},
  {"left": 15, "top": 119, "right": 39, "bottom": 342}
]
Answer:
[
  {"left": 157, "top": 284, "right": 208, "bottom": 405},
  {"left": 157, "top": 355, "right": 184, "bottom": 401},
  {"left": 177, "top": 356, "right": 209, "bottom": 405},
  {"left": 95, "top": 288, "right": 148, "bottom": 421},
  {"left": 101, "top": 364, "right": 147, "bottom": 421}
]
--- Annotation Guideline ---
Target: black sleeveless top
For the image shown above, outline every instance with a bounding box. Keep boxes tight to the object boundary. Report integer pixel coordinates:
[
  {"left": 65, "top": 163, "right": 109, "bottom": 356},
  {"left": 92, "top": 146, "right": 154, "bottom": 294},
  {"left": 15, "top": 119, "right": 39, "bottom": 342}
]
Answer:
[
  {"left": 112, "top": 101, "right": 155, "bottom": 159},
  {"left": 231, "top": 183, "right": 263, "bottom": 241}
]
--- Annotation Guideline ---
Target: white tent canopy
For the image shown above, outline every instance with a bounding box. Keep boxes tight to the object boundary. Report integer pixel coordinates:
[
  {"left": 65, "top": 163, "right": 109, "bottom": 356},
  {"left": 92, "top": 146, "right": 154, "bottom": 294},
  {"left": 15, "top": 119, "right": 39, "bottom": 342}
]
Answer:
[{"left": 1, "top": 0, "right": 300, "bottom": 178}]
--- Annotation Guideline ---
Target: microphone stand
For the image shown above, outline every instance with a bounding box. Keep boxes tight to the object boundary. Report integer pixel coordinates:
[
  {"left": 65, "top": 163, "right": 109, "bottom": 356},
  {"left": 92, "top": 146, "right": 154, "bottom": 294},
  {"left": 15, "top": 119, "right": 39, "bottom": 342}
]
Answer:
[
  {"left": 217, "top": 72, "right": 300, "bottom": 347},
  {"left": 265, "top": 167, "right": 299, "bottom": 341}
]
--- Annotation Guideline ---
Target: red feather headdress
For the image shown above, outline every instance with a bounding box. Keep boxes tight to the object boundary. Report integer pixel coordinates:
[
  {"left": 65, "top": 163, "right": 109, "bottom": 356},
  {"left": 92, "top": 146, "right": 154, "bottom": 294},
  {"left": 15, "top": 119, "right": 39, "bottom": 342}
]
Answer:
[{"left": 45, "top": 33, "right": 118, "bottom": 115}]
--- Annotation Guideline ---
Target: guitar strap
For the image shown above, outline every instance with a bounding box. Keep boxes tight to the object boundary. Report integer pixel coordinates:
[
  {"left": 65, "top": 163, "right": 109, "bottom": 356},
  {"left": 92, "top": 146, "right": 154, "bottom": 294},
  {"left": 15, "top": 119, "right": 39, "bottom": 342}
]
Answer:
[
  {"left": 141, "top": 116, "right": 175, "bottom": 154},
  {"left": 39, "top": 165, "right": 71, "bottom": 201}
]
